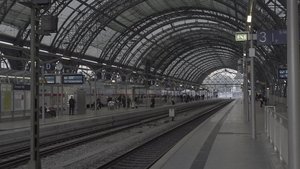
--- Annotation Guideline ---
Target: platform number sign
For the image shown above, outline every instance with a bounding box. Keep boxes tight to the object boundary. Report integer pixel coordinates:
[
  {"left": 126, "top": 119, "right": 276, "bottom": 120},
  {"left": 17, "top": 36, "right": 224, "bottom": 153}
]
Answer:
[
  {"left": 43, "top": 63, "right": 56, "bottom": 71},
  {"left": 257, "top": 30, "right": 287, "bottom": 45}
]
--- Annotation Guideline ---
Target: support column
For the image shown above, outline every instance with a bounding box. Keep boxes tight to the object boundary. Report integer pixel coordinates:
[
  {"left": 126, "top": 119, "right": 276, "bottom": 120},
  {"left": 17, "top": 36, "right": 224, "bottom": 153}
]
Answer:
[
  {"left": 243, "top": 50, "right": 249, "bottom": 121},
  {"left": 249, "top": 32, "right": 256, "bottom": 139},
  {"left": 29, "top": 4, "right": 41, "bottom": 169},
  {"left": 287, "top": 1, "right": 300, "bottom": 169},
  {"left": 250, "top": 50, "right": 256, "bottom": 139},
  {"left": 94, "top": 78, "right": 97, "bottom": 111},
  {"left": 41, "top": 67, "right": 45, "bottom": 122}
]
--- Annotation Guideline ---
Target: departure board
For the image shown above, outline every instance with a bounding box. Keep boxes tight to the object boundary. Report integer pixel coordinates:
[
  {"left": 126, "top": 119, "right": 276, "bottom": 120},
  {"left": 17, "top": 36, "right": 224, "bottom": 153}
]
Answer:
[{"left": 62, "top": 74, "right": 84, "bottom": 84}]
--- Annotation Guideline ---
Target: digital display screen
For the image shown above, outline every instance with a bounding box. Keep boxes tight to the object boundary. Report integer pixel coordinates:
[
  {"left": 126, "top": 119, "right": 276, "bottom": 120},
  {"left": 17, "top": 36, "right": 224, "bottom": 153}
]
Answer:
[
  {"left": 278, "top": 68, "right": 288, "bottom": 79},
  {"left": 62, "top": 74, "right": 84, "bottom": 84},
  {"left": 44, "top": 75, "right": 56, "bottom": 84}
]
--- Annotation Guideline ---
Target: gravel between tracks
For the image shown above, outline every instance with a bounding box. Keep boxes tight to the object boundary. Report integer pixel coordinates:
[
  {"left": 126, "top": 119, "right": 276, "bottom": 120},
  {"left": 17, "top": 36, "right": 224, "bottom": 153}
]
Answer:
[{"left": 14, "top": 105, "right": 214, "bottom": 169}]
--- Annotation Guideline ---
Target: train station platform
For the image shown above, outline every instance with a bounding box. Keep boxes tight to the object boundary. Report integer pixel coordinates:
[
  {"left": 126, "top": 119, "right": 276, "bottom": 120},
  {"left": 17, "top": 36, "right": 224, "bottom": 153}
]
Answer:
[
  {"left": 0, "top": 104, "right": 164, "bottom": 133},
  {"left": 150, "top": 99, "right": 286, "bottom": 169}
]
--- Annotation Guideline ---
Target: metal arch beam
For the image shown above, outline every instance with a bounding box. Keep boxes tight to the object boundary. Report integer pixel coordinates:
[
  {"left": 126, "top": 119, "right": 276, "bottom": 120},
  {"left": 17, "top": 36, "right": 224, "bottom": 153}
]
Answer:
[
  {"left": 149, "top": 32, "right": 239, "bottom": 67},
  {"left": 184, "top": 59, "right": 235, "bottom": 82},
  {"left": 256, "top": 0, "right": 285, "bottom": 28},
  {"left": 180, "top": 56, "right": 238, "bottom": 81},
  {"left": 129, "top": 29, "right": 240, "bottom": 68},
  {"left": 160, "top": 48, "right": 238, "bottom": 79},
  {"left": 255, "top": 45, "right": 282, "bottom": 80},
  {"left": 0, "top": 0, "right": 286, "bottom": 84},
  {"left": 197, "top": 66, "right": 237, "bottom": 84},
  {"left": 54, "top": 0, "right": 145, "bottom": 54},
  {"left": 125, "top": 24, "right": 239, "bottom": 69},
  {"left": 170, "top": 54, "right": 238, "bottom": 81},
  {"left": 152, "top": 38, "right": 240, "bottom": 73},
  {"left": 96, "top": 1, "right": 274, "bottom": 60},
  {"left": 137, "top": 38, "right": 239, "bottom": 74},
  {"left": 1, "top": 0, "right": 282, "bottom": 59},
  {"left": 107, "top": 10, "right": 241, "bottom": 63},
  {"left": 121, "top": 22, "right": 237, "bottom": 65},
  {"left": 100, "top": 8, "right": 245, "bottom": 61},
  {"left": 81, "top": 1, "right": 250, "bottom": 57},
  {"left": 49, "top": 0, "right": 88, "bottom": 49},
  {"left": 165, "top": 49, "right": 240, "bottom": 77},
  {"left": 72, "top": 0, "right": 278, "bottom": 58},
  {"left": 195, "top": 65, "right": 237, "bottom": 83},
  {"left": 193, "top": 65, "right": 238, "bottom": 82},
  {"left": 0, "top": 0, "right": 16, "bottom": 24},
  {"left": 53, "top": 0, "right": 109, "bottom": 53},
  {"left": 14, "top": 0, "right": 72, "bottom": 47},
  {"left": 160, "top": 44, "right": 241, "bottom": 74},
  {"left": 182, "top": 54, "right": 239, "bottom": 81},
  {"left": 118, "top": 27, "right": 238, "bottom": 76},
  {"left": 154, "top": 46, "right": 237, "bottom": 79},
  {"left": 191, "top": 59, "right": 238, "bottom": 79},
  {"left": 168, "top": 47, "right": 240, "bottom": 73}
]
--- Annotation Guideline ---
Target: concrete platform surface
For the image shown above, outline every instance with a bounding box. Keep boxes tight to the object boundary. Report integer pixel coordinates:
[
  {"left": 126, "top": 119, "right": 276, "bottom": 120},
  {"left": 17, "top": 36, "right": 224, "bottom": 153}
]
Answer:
[{"left": 150, "top": 99, "right": 285, "bottom": 169}]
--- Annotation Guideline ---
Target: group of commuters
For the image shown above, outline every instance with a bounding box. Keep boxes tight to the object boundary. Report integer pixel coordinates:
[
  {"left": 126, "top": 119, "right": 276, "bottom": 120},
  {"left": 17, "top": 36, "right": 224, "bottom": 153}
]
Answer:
[{"left": 255, "top": 93, "right": 267, "bottom": 107}]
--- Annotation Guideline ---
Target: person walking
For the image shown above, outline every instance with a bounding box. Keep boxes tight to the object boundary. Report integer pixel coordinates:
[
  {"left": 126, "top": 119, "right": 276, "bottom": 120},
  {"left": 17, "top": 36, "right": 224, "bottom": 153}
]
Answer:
[{"left": 69, "top": 96, "right": 75, "bottom": 115}]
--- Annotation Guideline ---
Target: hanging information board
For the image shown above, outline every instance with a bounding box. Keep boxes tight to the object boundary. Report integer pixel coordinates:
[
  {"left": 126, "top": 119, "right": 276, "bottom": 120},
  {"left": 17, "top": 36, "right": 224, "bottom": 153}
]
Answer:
[
  {"left": 44, "top": 75, "right": 56, "bottom": 84},
  {"left": 62, "top": 74, "right": 84, "bottom": 84},
  {"left": 278, "top": 68, "right": 288, "bottom": 79}
]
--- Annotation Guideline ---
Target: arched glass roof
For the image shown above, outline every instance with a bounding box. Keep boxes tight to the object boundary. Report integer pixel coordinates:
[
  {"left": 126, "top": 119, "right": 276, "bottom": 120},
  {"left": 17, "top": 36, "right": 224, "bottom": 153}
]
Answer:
[{"left": 0, "top": 0, "right": 287, "bottom": 86}]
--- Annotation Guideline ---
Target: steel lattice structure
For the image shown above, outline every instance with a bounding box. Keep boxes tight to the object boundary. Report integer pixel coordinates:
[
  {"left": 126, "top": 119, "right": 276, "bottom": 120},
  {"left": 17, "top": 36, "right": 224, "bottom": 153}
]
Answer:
[{"left": 0, "top": 0, "right": 287, "bottom": 86}]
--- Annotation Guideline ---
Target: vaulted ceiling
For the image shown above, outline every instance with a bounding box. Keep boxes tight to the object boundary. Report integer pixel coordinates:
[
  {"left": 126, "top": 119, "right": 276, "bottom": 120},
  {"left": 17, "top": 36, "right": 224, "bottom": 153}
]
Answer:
[{"left": 0, "top": 0, "right": 287, "bottom": 85}]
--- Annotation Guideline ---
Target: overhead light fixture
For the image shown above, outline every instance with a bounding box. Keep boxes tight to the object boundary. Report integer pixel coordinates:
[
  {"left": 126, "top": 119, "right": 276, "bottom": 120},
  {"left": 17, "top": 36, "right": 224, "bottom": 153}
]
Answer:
[
  {"left": 247, "top": 15, "right": 252, "bottom": 23},
  {"left": 62, "top": 57, "right": 71, "bottom": 60}
]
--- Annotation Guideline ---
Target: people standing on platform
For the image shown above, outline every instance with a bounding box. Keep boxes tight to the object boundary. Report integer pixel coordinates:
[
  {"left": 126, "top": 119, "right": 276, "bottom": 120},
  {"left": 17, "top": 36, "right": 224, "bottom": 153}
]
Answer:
[
  {"left": 150, "top": 96, "right": 155, "bottom": 108},
  {"left": 171, "top": 98, "right": 175, "bottom": 105},
  {"left": 96, "top": 98, "right": 102, "bottom": 110},
  {"left": 69, "top": 96, "right": 75, "bottom": 115},
  {"left": 259, "top": 97, "right": 264, "bottom": 107},
  {"left": 127, "top": 97, "right": 131, "bottom": 108},
  {"left": 122, "top": 95, "right": 126, "bottom": 108}
]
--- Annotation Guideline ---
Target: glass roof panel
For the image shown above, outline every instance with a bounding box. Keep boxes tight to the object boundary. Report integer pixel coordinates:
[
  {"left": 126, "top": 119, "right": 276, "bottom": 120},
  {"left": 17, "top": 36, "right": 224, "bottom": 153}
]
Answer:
[
  {"left": 0, "top": 24, "right": 19, "bottom": 37},
  {"left": 2, "top": 2, "right": 30, "bottom": 28}
]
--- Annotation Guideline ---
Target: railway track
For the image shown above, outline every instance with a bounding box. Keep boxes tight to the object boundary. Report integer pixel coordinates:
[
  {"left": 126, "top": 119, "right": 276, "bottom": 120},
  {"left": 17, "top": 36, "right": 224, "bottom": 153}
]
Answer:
[
  {"left": 98, "top": 101, "right": 231, "bottom": 169},
  {"left": 0, "top": 100, "right": 231, "bottom": 169}
]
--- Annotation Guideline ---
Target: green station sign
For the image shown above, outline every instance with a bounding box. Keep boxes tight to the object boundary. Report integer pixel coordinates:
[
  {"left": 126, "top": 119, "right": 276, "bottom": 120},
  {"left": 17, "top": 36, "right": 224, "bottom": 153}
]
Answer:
[{"left": 235, "top": 32, "right": 248, "bottom": 42}]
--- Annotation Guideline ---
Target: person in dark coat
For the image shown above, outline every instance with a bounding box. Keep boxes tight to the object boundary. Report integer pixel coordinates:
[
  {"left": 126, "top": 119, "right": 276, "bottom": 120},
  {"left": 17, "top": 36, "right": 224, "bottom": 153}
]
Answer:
[
  {"left": 96, "top": 98, "right": 102, "bottom": 110},
  {"left": 259, "top": 97, "right": 264, "bottom": 108},
  {"left": 69, "top": 96, "right": 75, "bottom": 115},
  {"left": 150, "top": 96, "right": 155, "bottom": 108}
]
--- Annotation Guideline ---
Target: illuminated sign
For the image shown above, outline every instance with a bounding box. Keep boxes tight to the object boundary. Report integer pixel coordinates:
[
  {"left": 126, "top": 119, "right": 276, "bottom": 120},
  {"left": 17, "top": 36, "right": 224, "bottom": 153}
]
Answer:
[
  {"left": 13, "top": 84, "right": 30, "bottom": 90},
  {"left": 44, "top": 75, "right": 56, "bottom": 84},
  {"left": 278, "top": 68, "right": 288, "bottom": 79},
  {"left": 62, "top": 74, "right": 84, "bottom": 84},
  {"left": 235, "top": 32, "right": 248, "bottom": 42},
  {"left": 257, "top": 30, "right": 287, "bottom": 45}
]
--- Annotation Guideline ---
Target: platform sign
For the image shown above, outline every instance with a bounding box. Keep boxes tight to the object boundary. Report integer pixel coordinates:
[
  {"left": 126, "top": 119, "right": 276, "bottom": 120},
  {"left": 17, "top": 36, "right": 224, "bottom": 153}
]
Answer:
[
  {"left": 13, "top": 84, "right": 31, "bottom": 90},
  {"left": 62, "top": 74, "right": 84, "bottom": 84},
  {"left": 235, "top": 32, "right": 248, "bottom": 42},
  {"left": 257, "top": 30, "right": 287, "bottom": 45},
  {"left": 278, "top": 68, "right": 288, "bottom": 79},
  {"left": 43, "top": 63, "right": 56, "bottom": 71},
  {"left": 44, "top": 75, "right": 56, "bottom": 84}
]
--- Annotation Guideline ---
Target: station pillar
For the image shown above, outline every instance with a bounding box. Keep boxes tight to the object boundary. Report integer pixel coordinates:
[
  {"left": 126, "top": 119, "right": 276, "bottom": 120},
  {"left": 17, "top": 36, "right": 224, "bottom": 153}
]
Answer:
[{"left": 287, "top": 1, "right": 300, "bottom": 169}]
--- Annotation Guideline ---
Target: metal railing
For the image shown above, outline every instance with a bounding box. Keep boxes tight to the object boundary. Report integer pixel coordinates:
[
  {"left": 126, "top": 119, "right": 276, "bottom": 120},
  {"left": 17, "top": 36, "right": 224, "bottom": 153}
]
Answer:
[{"left": 264, "top": 106, "right": 288, "bottom": 164}]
